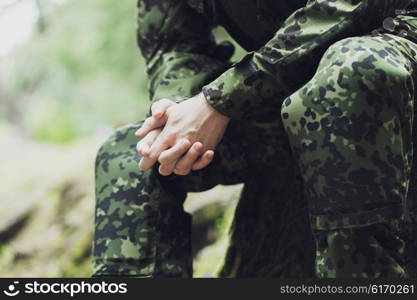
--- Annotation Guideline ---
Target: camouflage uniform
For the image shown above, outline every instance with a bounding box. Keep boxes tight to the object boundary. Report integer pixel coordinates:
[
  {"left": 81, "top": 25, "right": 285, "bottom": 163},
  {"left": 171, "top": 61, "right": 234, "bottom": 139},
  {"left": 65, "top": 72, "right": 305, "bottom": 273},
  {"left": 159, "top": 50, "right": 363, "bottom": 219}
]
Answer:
[{"left": 92, "top": 0, "right": 417, "bottom": 277}]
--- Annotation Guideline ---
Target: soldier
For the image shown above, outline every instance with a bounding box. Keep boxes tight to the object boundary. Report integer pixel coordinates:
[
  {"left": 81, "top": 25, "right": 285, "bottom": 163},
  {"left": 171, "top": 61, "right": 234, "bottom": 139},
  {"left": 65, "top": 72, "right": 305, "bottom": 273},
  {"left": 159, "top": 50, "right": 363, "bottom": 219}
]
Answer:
[{"left": 92, "top": 0, "right": 417, "bottom": 277}]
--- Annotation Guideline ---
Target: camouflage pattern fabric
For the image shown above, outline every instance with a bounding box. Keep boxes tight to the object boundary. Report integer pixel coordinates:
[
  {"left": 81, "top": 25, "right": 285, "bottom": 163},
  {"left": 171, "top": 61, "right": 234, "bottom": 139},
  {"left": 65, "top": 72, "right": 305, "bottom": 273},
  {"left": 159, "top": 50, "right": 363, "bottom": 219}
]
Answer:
[
  {"left": 282, "top": 33, "right": 417, "bottom": 230},
  {"left": 92, "top": 110, "right": 296, "bottom": 277},
  {"left": 202, "top": 0, "right": 414, "bottom": 119},
  {"left": 314, "top": 219, "right": 407, "bottom": 278},
  {"left": 92, "top": 0, "right": 417, "bottom": 277}
]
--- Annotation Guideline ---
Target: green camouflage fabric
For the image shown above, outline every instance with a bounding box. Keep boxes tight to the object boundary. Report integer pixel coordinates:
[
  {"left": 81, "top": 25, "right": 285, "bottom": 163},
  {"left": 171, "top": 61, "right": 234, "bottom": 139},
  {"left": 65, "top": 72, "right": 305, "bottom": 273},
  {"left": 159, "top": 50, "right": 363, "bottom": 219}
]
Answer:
[
  {"left": 92, "top": 0, "right": 417, "bottom": 277},
  {"left": 92, "top": 109, "right": 302, "bottom": 276},
  {"left": 282, "top": 33, "right": 416, "bottom": 230},
  {"left": 314, "top": 219, "right": 408, "bottom": 277},
  {"left": 202, "top": 0, "right": 414, "bottom": 119}
]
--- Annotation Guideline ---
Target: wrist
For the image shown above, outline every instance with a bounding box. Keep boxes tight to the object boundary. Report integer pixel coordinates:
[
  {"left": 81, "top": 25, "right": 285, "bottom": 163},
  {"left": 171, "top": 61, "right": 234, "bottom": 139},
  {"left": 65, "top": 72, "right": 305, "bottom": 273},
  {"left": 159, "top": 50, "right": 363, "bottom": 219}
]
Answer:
[{"left": 196, "top": 92, "right": 230, "bottom": 122}]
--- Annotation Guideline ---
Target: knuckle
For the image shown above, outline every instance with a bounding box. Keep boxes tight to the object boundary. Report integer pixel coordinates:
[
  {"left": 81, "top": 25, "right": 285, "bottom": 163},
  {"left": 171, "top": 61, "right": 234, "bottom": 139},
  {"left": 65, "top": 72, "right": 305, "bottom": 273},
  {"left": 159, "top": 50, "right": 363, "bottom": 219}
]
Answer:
[
  {"left": 158, "top": 155, "right": 168, "bottom": 164},
  {"left": 148, "top": 153, "right": 157, "bottom": 161},
  {"left": 191, "top": 146, "right": 202, "bottom": 156},
  {"left": 164, "top": 133, "right": 176, "bottom": 145},
  {"left": 143, "top": 133, "right": 153, "bottom": 142},
  {"left": 186, "top": 129, "right": 198, "bottom": 141},
  {"left": 175, "top": 162, "right": 186, "bottom": 170},
  {"left": 148, "top": 117, "right": 157, "bottom": 125},
  {"left": 159, "top": 166, "right": 170, "bottom": 176}
]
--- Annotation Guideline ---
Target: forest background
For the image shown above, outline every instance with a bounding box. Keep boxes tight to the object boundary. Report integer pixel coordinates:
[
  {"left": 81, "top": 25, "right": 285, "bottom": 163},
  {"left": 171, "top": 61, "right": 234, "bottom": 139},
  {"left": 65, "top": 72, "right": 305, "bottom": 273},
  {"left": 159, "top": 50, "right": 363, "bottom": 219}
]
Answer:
[{"left": 0, "top": 0, "right": 246, "bottom": 277}]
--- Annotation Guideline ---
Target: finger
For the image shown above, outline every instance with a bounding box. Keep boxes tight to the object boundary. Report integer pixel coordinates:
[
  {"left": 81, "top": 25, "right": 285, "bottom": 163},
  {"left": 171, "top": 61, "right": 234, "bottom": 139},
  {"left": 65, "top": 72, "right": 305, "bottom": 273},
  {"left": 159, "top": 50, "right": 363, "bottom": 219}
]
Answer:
[
  {"left": 138, "top": 155, "right": 156, "bottom": 172},
  {"left": 158, "top": 138, "right": 191, "bottom": 165},
  {"left": 140, "top": 143, "right": 150, "bottom": 157},
  {"left": 191, "top": 150, "right": 215, "bottom": 171},
  {"left": 158, "top": 160, "right": 178, "bottom": 176},
  {"left": 135, "top": 116, "right": 165, "bottom": 137},
  {"left": 157, "top": 139, "right": 191, "bottom": 176},
  {"left": 136, "top": 131, "right": 158, "bottom": 156},
  {"left": 173, "top": 142, "right": 204, "bottom": 175},
  {"left": 138, "top": 134, "right": 170, "bottom": 171},
  {"left": 151, "top": 99, "right": 176, "bottom": 119},
  {"left": 136, "top": 129, "right": 161, "bottom": 157},
  {"left": 143, "top": 132, "right": 175, "bottom": 169},
  {"left": 158, "top": 163, "right": 176, "bottom": 176},
  {"left": 135, "top": 117, "right": 165, "bottom": 137}
]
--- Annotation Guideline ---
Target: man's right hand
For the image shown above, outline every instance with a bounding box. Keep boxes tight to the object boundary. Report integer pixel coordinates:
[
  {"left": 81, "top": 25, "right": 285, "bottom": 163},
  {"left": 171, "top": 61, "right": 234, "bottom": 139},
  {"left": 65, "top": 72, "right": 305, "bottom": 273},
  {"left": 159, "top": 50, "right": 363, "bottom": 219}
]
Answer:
[{"left": 136, "top": 99, "right": 214, "bottom": 176}]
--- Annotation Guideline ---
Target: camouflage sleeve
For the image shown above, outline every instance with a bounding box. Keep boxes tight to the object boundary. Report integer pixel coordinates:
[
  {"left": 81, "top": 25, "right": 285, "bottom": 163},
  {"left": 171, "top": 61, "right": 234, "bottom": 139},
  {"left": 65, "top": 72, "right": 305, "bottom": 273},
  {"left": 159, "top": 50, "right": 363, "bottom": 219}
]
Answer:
[
  {"left": 202, "top": 0, "right": 413, "bottom": 119},
  {"left": 136, "top": 0, "right": 234, "bottom": 104}
]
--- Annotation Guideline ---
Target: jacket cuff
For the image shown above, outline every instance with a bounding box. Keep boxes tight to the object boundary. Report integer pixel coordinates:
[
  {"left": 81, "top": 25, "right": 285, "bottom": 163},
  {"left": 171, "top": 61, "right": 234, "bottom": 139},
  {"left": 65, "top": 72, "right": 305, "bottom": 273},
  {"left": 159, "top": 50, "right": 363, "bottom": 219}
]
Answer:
[{"left": 202, "top": 52, "right": 285, "bottom": 120}]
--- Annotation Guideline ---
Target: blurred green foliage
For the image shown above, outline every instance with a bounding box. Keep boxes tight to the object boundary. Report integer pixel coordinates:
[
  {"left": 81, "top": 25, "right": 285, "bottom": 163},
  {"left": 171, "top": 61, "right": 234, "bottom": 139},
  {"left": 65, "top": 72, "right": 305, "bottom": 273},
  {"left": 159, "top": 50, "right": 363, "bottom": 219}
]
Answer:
[
  {"left": 0, "top": 0, "right": 244, "bottom": 144},
  {"left": 0, "top": 0, "right": 246, "bottom": 277},
  {"left": 1, "top": 0, "right": 149, "bottom": 143}
]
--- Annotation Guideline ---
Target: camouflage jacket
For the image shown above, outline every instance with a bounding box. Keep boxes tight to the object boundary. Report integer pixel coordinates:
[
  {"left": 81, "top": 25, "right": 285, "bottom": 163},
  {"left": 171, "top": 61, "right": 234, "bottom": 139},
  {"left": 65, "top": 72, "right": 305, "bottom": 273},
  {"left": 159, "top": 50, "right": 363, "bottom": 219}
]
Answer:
[{"left": 137, "top": 0, "right": 415, "bottom": 119}]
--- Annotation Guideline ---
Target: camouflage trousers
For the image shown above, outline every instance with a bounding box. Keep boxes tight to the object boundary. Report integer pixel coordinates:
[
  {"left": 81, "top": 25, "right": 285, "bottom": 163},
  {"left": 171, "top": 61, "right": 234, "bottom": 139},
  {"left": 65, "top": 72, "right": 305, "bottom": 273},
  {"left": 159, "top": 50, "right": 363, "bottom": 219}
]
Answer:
[{"left": 92, "top": 33, "right": 417, "bottom": 278}]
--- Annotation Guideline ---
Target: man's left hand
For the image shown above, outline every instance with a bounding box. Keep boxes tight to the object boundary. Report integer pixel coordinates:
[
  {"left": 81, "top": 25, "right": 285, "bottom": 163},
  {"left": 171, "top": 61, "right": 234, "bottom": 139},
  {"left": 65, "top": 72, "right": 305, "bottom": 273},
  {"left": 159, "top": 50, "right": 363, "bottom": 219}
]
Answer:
[{"left": 136, "top": 93, "right": 230, "bottom": 175}]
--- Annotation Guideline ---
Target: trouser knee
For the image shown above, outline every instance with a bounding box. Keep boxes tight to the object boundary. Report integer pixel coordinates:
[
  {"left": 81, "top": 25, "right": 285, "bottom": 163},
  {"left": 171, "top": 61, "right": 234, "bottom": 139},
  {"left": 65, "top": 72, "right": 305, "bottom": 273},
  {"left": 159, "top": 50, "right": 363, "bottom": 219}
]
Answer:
[
  {"left": 281, "top": 36, "right": 413, "bottom": 135},
  {"left": 280, "top": 35, "right": 414, "bottom": 230},
  {"left": 92, "top": 121, "right": 191, "bottom": 277}
]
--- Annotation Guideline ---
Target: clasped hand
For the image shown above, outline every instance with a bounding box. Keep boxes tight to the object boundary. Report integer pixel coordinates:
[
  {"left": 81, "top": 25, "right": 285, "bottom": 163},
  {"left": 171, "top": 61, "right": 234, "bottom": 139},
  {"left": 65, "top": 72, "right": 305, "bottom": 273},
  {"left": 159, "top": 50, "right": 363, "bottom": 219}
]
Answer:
[{"left": 135, "top": 93, "right": 230, "bottom": 176}]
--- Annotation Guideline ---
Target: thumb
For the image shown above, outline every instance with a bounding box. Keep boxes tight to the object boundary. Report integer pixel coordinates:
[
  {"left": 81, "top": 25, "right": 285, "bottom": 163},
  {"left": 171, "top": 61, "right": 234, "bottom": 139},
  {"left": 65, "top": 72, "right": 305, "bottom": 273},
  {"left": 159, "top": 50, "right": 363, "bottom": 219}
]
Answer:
[{"left": 151, "top": 98, "right": 177, "bottom": 119}]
